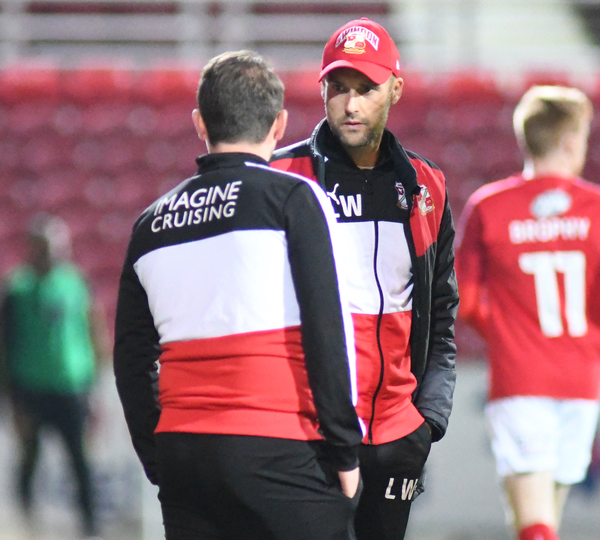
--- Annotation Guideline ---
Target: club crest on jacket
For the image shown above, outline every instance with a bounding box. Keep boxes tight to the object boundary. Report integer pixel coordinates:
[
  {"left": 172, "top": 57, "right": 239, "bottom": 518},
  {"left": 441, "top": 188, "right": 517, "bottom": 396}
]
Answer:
[{"left": 417, "top": 185, "right": 435, "bottom": 215}]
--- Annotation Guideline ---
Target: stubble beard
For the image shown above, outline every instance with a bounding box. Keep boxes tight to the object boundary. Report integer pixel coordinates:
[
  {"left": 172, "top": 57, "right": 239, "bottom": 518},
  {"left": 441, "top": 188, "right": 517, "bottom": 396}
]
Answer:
[
  {"left": 329, "top": 98, "right": 392, "bottom": 153},
  {"left": 335, "top": 122, "right": 381, "bottom": 150}
]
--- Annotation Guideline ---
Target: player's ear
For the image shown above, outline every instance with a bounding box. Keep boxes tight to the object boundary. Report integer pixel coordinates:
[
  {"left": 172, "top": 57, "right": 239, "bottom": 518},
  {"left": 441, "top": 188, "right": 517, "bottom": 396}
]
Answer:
[
  {"left": 272, "top": 109, "right": 288, "bottom": 142},
  {"left": 192, "top": 109, "right": 209, "bottom": 141},
  {"left": 391, "top": 77, "right": 404, "bottom": 105},
  {"left": 558, "top": 130, "right": 578, "bottom": 160}
]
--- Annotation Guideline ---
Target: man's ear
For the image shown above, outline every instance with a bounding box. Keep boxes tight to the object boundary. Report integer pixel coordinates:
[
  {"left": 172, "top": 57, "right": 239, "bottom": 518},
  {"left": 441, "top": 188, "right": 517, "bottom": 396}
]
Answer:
[
  {"left": 272, "top": 109, "right": 288, "bottom": 142},
  {"left": 192, "top": 109, "right": 209, "bottom": 141},
  {"left": 561, "top": 130, "right": 578, "bottom": 152},
  {"left": 391, "top": 77, "right": 404, "bottom": 105}
]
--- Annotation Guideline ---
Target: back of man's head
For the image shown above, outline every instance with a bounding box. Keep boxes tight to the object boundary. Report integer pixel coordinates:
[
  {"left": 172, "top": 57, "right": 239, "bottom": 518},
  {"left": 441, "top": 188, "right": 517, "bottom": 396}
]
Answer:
[
  {"left": 197, "top": 51, "right": 284, "bottom": 146},
  {"left": 513, "top": 85, "right": 593, "bottom": 159}
]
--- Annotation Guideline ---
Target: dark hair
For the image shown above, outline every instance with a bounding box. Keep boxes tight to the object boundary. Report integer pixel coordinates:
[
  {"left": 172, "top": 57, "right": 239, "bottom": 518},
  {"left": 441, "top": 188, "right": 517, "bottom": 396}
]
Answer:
[
  {"left": 28, "top": 212, "right": 72, "bottom": 262},
  {"left": 197, "top": 50, "right": 284, "bottom": 145}
]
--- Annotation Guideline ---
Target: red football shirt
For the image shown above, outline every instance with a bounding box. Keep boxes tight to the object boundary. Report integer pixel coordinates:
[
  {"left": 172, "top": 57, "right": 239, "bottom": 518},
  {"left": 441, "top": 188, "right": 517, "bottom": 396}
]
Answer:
[{"left": 456, "top": 174, "right": 600, "bottom": 400}]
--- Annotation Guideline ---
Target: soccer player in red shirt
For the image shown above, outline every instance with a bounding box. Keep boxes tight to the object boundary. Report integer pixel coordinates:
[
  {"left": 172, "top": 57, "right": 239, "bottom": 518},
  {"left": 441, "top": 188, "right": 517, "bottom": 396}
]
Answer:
[{"left": 456, "top": 86, "right": 600, "bottom": 540}]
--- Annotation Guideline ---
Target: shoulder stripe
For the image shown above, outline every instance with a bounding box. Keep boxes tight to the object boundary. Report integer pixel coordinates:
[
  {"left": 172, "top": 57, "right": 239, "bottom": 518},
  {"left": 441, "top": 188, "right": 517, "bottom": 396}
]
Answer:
[{"left": 406, "top": 149, "right": 441, "bottom": 171}]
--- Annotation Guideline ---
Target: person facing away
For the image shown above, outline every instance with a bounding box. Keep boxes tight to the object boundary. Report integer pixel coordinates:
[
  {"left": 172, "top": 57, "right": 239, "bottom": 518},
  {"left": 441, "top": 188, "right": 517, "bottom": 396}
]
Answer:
[
  {"left": 0, "top": 212, "right": 109, "bottom": 540},
  {"left": 455, "top": 85, "right": 600, "bottom": 540},
  {"left": 271, "top": 18, "right": 459, "bottom": 540},
  {"left": 113, "top": 50, "right": 363, "bottom": 540}
]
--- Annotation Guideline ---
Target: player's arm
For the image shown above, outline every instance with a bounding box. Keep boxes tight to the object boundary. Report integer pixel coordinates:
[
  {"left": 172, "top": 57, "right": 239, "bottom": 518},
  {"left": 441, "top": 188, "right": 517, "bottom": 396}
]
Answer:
[
  {"left": 283, "top": 180, "right": 362, "bottom": 490},
  {"left": 414, "top": 191, "right": 459, "bottom": 442},
  {"left": 457, "top": 283, "right": 488, "bottom": 337},
  {"left": 113, "top": 246, "right": 162, "bottom": 485},
  {"left": 455, "top": 198, "right": 489, "bottom": 337}
]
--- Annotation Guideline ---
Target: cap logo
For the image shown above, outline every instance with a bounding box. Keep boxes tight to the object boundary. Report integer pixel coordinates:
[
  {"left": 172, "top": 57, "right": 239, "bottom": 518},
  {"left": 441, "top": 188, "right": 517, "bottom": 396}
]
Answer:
[
  {"left": 335, "top": 26, "right": 380, "bottom": 52},
  {"left": 343, "top": 32, "right": 367, "bottom": 55}
]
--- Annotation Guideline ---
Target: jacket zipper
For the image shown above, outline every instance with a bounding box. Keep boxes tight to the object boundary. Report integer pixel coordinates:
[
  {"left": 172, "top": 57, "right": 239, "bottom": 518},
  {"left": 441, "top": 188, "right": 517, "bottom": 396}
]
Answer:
[{"left": 368, "top": 220, "right": 386, "bottom": 444}]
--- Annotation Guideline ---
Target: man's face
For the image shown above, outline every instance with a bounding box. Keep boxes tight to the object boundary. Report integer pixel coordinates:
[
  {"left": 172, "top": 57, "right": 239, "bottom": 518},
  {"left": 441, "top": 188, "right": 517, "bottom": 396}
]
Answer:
[{"left": 323, "top": 68, "right": 402, "bottom": 153}]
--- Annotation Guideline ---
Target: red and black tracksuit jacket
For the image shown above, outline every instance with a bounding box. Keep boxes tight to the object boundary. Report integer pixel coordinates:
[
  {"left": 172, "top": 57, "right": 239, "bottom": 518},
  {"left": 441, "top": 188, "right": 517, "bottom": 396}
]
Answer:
[
  {"left": 271, "top": 121, "right": 459, "bottom": 445},
  {"left": 114, "top": 152, "right": 362, "bottom": 483}
]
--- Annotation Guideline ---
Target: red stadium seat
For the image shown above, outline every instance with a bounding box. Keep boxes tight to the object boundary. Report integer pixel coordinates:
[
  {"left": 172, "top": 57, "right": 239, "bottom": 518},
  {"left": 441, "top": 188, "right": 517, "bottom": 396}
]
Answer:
[
  {"left": 81, "top": 103, "right": 133, "bottom": 135},
  {"left": 20, "top": 134, "right": 72, "bottom": 172},
  {"left": 522, "top": 70, "right": 573, "bottom": 91},
  {"left": 155, "top": 104, "right": 196, "bottom": 138},
  {"left": 0, "top": 63, "right": 60, "bottom": 104},
  {"left": 61, "top": 67, "right": 134, "bottom": 104},
  {"left": 100, "top": 135, "right": 141, "bottom": 173},
  {"left": 8, "top": 102, "right": 58, "bottom": 135},
  {"left": 440, "top": 70, "right": 504, "bottom": 104},
  {"left": 280, "top": 70, "right": 322, "bottom": 104},
  {"left": 97, "top": 211, "right": 138, "bottom": 244},
  {"left": 126, "top": 105, "right": 159, "bottom": 136},
  {"left": 133, "top": 68, "right": 199, "bottom": 107},
  {"left": 60, "top": 203, "right": 106, "bottom": 241}
]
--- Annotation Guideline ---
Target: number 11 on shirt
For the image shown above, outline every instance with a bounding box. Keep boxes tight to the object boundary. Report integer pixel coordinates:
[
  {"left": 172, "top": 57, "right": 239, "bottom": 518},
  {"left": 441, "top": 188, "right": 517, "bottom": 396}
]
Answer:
[{"left": 519, "top": 250, "right": 587, "bottom": 338}]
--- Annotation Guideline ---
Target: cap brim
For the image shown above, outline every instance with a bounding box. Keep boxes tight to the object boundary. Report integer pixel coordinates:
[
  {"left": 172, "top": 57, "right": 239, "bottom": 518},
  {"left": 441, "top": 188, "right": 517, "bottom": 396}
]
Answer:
[{"left": 318, "top": 60, "right": 393, "bottom": 85}]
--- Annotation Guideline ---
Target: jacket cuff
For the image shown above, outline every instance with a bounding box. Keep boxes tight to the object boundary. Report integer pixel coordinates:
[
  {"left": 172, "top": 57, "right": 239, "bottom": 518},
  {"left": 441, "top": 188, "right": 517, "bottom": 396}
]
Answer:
[
  {"left": 424, "top": 418, "right": 443, "bottom": 443},
  {"left": 328, "top": 444, "right": 360, "bottom": 471},
  {"left": 143, "top": 462, "right": 159, "bottom": 485}
]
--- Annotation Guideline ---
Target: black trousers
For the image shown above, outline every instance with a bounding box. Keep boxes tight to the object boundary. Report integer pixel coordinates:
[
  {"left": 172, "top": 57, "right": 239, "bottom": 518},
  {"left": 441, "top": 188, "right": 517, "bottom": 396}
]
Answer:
[
  {"left": 155, "top": 432, "right": 356, "bottom": 540},
  {"left": 10, "top": 388, "right": 98, "bottom": 537},
  {"left": 355, "top": 422, "right": 432, "bottom": 540}
]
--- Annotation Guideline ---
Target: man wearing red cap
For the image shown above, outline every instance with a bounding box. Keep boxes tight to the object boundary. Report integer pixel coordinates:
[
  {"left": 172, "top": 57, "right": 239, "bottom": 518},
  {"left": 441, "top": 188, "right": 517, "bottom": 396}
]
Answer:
[{"left": 271, "top": 18, "right": 458, "bottom": 540}]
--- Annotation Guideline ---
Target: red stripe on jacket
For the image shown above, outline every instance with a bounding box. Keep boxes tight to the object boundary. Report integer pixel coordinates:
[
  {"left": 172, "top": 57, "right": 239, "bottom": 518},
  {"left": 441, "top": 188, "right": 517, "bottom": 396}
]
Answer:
[
  {"left": 353, "top": 312, "right": 423, "bottom": 444},
  {"left": 409, "top": 157, "right": 446, "bottom": 257},
  {"left": 271, "top": 156, "right": 317, "bottom": 181},
  {"left": 155, "top": 326, "right": 322, "bottom": 440}
]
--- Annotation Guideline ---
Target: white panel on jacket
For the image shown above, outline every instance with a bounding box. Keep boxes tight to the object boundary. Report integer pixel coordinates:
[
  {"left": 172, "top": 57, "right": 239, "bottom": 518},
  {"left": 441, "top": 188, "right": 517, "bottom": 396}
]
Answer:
[
  {"left": 133, "top": 229, "right": 301, "bottom": 343},
  {"left": 337, "top": 221, "right": 413, "bottom": 315},
  {"left": 377, "top": 221, "right": 413, "bottom": 313}
]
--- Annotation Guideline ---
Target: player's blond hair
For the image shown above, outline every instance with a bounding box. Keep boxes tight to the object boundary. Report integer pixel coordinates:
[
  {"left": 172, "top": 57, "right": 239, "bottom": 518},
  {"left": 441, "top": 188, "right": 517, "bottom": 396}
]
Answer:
[{"left": 513, "top": 85, "right": 593, "bottom": 158}]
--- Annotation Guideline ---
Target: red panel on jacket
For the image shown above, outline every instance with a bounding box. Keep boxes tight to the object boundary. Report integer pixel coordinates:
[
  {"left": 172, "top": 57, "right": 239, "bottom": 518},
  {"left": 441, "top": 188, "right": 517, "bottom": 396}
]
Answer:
[
  {"left": 155, "top": 326, "right": 322, "bottom": 440},
  {"left": 409, "top": 157, "right": 446, "bottom": 257}
]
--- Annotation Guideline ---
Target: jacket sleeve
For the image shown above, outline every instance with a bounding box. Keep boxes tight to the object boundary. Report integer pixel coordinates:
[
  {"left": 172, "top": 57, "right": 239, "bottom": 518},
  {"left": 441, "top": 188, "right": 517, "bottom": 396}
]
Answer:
[
  {"left": 283, "top": 181, "right": 362, "bottom": 471},
  {"left": 455, "top": 196, "right": 489, "bottom": 337},
  {"left": 414, "top": 191, "right": 459, "bottom": 442},
  {"left": 113, "top": 247, "right": 162, "bottom": 485}
]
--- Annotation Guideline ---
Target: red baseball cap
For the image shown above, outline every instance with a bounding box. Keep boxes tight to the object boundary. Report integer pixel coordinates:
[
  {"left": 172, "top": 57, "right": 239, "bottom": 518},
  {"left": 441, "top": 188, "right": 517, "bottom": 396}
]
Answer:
[{"left": 319, "top": 18, "right": 401, "bottom": 85}]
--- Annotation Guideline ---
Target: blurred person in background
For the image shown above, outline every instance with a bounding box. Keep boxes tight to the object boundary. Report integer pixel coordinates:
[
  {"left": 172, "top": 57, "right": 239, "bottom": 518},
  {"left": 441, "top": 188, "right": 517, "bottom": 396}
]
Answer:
[
  {"left": 114, "top": 50, "right": 362, "bottom": 540},
  {"left": 271, "top": 18, "right": 459, "bottom": 540},
  {"left": 455, "top": 86, "right": 600, "bottom": 540},
  {"left": 0, "top": 212, "right": 111, "bottom": 540}
]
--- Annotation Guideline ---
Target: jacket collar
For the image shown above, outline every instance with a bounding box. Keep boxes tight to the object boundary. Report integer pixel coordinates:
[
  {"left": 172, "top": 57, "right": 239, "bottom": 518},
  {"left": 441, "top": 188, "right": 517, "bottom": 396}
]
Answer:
[
  {"left": 309, "top": 120, "right": 421, "bottom": 201},
  {"left": 196, "top": 152, "right": 268, "bottom": 174}
]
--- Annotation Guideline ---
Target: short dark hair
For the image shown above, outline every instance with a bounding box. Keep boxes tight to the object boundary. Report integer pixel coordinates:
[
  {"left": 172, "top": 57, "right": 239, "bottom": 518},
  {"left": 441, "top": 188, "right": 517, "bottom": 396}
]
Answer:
[
  {"left": 197, "top": 50, "right": 284, "bottom": 145},
  {"left": 28, "top": 212, "right": 72, "bottom": 261}
]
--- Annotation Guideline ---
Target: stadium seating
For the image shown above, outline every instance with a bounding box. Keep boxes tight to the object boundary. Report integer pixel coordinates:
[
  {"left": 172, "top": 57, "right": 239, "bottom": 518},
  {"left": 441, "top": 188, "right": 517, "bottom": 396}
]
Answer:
[{"left": 2, "top": 66, "right": 597, "bottom": 358}]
